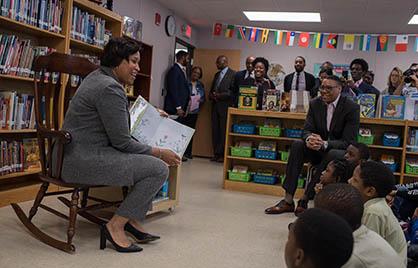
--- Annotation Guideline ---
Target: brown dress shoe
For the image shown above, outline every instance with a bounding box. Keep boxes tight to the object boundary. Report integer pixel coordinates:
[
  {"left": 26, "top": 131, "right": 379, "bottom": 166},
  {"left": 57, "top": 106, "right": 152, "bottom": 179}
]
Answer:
[
  {"left": 265, "top": 200, "right": 295, "bottom": 214},
  {"left": 294, "top": 199, "right": 308, "bottom": 217}
]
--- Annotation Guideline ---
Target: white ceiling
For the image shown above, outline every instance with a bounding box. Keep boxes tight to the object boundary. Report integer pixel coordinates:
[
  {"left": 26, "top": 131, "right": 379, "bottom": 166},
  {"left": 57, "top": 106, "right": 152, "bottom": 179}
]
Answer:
[{"left": 156, "top": 0, "right": 418, "bottom": 34}]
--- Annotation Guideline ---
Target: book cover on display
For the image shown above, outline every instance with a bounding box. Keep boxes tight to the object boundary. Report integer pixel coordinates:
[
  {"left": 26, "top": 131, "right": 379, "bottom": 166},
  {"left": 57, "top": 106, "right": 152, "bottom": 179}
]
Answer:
[
  {"left": 405, "top": 93, "right": 418, "bottom": 120},
  {"left": 357, "top": 94, "right": 376, "bottom": 118},
  {"left": 381, "top": 95, "right": 405, "bottom": 120},
  {"left": 123, "top": 16, "right": 143, "bottom": 41},
  {"left": 238, "top": 86, "right": 257, "bottom": 110},
  {"left": 129, "top": 96, "right": 194, "bottom": 157},
  {"left": 262, "top": 89, "right": 280, "bottom": 111}
]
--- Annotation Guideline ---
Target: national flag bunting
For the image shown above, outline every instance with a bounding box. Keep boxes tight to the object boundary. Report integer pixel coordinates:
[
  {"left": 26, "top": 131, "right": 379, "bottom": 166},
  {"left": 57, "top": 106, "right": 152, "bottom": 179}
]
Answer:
[
  {"left": 286, "top": 31, "right": 296, "bottom": 46},
  {"left": 224, "top": 25, "right": 234, "bottom": 38},
  {"left": 327, "top": 34, "right": 338, "bottom": 49},
  {"left": 213, "top": 23, "right": 222, "bottom": 36},
  {"left": 395, "top": 35, "right": 408, "bottom": 52},
  {"left": 260, "top": 29, "right": 270, "bottom": 43},
  {"left": 248, "top": 28, "right": 259, "bottom": 42},
  {"left": 312, "top": 33, "right": 323, "bottom": 48},
  {"left": 298, "top": 32, "right": 310, "bottom": 48},
  {"left": 236, "top": 27, "right": 246, "bottom": 40},
  {"left": 359, "top": 34, "right": 371, "bottom": 51},
  {"left": 376, "top": 35, "right": 388, "bottom": 52},
  {"left": 274, "top": 30, "right": 284, "bottom": 45},
  {"left": 343, "top": 34, "right": 355, "bottom": 50}
]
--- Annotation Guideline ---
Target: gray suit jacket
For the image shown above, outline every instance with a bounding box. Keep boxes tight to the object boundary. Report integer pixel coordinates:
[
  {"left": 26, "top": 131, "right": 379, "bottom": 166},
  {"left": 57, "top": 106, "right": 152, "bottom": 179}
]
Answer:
[
  {"left": 210, "top": 68, "right": 236, "bottom": 107},
  {"left": 61, "top": 66, "right": 152, "bottom": 186}
]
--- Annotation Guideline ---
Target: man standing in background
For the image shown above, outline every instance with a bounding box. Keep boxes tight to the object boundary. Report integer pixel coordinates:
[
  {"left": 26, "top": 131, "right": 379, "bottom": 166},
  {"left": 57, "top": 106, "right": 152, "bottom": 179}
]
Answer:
[
  {"left": 209, "top": 55, "right": 235, "bottom": 162},
  {"left": 284, "top": 56, "right": 317, "bottom": 98},
  {"left": 232, "top": 56, "right": 255, "bottom": 107}
]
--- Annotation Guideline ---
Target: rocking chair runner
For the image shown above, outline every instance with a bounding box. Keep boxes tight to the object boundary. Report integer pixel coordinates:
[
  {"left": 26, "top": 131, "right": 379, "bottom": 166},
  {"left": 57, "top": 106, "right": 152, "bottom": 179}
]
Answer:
[{"left": 11, "top": 52, "right": 128, "bottom": 253}]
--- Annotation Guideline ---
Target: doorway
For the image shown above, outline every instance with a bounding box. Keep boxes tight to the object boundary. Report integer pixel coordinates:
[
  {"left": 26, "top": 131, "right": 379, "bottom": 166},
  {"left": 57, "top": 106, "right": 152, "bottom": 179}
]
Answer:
[{"left": 175, "top": 38, "right": 195, "bottom": 77}]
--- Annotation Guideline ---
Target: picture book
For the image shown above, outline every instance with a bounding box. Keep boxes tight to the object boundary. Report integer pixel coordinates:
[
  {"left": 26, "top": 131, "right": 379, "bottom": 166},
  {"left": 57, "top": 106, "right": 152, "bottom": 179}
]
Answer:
[
  {"left": 22, "top": 138, "right": 40, "bottom": 170},
  {"left": 232, "top": 165, "right": 249, "bottom": 173},
  {"left": 405, "top": 93, "right": 418, "bottom": 120},
  {"left": 357, "top": 94, "right": 376, "bottom": 118},
  {"left": 130, "top": 96, "right": 195, "bottom": 157},
  {"left": 238, "top": 86, "right": 257, "bottom": 110},
  {"left": 290, "top": 90, "right": 309, "bottom": 113},
  {"left": 258, "top": 141, "right": 276, "bottom": 151},
  {"left": 381, "top": 95, "right": 405, "bottom": 120},
  {"left": 123, "top": 16, "right": 143, "bottom": 41},
  {"left": 280, "top": 91, "right": 291, "bottom": 112},
  {"left": 236, "top": 141, "right": 253, "bottom": 148},
  {"left": 262, "top": 89, "right": 280, "bottom": 111}
]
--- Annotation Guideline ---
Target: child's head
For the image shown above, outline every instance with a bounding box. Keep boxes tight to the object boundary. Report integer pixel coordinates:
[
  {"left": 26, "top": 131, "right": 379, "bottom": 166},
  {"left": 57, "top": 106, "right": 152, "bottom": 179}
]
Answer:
[
  {"left": 344, "top": 142, "right": 370, "bottom": 165},
  {"left": 285, "top": 208, "right": 354, "bottom": 268},
  {"left": 320, "top": 159, "right": 351, "bottom": 185},
  {"left": 348, "top": 160, "right": 395, "bottom": 202}
]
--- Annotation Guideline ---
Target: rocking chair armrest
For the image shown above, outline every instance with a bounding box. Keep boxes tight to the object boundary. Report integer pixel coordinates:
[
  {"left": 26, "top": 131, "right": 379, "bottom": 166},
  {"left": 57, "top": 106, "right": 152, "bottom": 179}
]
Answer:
[{"left": 37, "top": 128, "right": 72, "bottom": 145}]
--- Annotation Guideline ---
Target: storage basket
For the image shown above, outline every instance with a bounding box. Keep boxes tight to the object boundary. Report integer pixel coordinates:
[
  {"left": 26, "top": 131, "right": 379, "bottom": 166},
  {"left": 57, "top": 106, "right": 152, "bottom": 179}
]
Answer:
[
  {"left": 280, "top": 151, "right": 289, "bottom": 162},
  {"left": 285, "top": 128, "right": 303, "bottom": 138},
  {"left": 384, "top": 162, "right": 398, "bottom": 172},
  {"left": 259, "top": 126, "right": 281, "bottom": 137},
  {"left": 383, "top": 133, "right": 401, "bottom": 147},
  {"left": 232, "top": 124, "right": 256, "bottom": 135},
  {"left": 253, "top": 174, "right": 277, "bottom": 185},
  {"left": 405, "top": 162, "right": 418, "bottom": 175},
  {"left": 228, "top": 171, "right": 252, "bottom": 182},
  {"left": 279, "top": 175, "right": 305, "bottom": 188},
  {"left": 230, "top": 147, "right": 252, "bottom": 158},
  {"left": 254, "top": 150, "right": 277, "bottom": 160},
  {"left": 357, "top": 134, "right": 374, "bottom": 145}
]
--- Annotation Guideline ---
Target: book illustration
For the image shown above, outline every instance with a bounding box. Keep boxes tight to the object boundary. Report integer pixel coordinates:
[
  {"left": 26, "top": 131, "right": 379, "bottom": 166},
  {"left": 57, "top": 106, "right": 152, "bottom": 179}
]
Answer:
[
  {"left": 267, "top": 63, "right": 286, "bottom": 90},
  {"left": 280, "top": 92, "right": 291, "bottom": 112},
  {"left": 238, "top": 86, "right": 257, "bottom": 110},
  {"left": 130, "top": 96, "right": 194, "bottom": 157},
  {"left": 262, "top": 89, "right": 280, "bottom": 111},
  {"left": 357, "top": 94, "right": 376, "bottom": 118},
  {"left": 404, "top": 93, "right": 418, "bottom": 120},
  {"left": 123, "top": 16, "right": 143, "bottom": 41},
  {"left": 258, "top": 141, "right": 276, "bottom": 151},
  {"left": 381, "top": 95, "right": 405, "bottom": 120},
  {"left": 22, "top": 138, "right": 40, "bottom": 170}
]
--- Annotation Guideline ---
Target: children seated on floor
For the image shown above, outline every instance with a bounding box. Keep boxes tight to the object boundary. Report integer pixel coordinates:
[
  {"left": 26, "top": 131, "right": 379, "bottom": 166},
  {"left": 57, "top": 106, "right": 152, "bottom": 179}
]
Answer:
[
  {"left": 314, "top": 159, "right": 353, "bottom": 194},
  {"left": 314, "top": 183, "right": 405, "bottom": 268},
  {"left": 349, "top": 160, "right": 407, "bottom": 263}
]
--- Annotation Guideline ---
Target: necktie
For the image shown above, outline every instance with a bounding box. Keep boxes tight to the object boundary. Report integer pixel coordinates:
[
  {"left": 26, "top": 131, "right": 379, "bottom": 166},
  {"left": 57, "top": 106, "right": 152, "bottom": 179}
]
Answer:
[
  {"left": 215, "top": 71, "right": 222, "bottom": 89},
  {"left": 327, "top": 103, "right": 335, "bottom": 131},
  {"left": 295, "top": 72, "right": 300, "bottom": 91}
]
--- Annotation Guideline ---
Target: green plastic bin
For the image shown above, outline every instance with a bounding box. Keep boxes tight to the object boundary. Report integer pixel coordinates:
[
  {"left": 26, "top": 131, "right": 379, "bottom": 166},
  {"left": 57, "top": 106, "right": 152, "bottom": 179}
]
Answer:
[
  {"left": 259, "top": 126, "right": 281, "bottom": 137},
  {"left": 228, "top": 171, "right": 252, "bottom": 182},
  {"left": 230, "top": 146, "right": 252, "bottom": 158},
  {"left": 280, "top": 151, "right": 289, "bottom": 162},
  {"left": 405, "top": 163, "right": 418, "bottom": 175},
  {"left": 357, "top": 134, "right": 374, "bottom": 145}
]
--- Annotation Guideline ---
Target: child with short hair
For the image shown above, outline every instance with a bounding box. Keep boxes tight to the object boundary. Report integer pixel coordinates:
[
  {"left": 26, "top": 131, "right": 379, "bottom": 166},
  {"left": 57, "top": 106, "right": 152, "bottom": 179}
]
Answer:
[
  {"left": 349, "top": 160, "right": 407, "bottom": 262},
  {"left": 314, "top": 159, "right": 353, "bottom": 194}
]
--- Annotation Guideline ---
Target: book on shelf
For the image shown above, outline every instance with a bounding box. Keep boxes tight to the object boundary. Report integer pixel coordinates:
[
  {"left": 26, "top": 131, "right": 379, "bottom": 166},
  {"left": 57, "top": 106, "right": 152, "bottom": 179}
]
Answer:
[
  {"left": 381, "top": 95, "right": 405, "bottom": 120},
  {"left": 357, "top": 93, "right": 376, "bottom": 118},
  {"left": 0, "top": 91, "right": 35, "bottom": 130},
  {"left": 258, "top": 141, "right": 276, "bottom": 151},
  {"left": 0, "top": 0, "right": 64, "bottom": 33},
  {"left": 404, "top": 93, "right": 418, "bottom": 120},
  {"left": 238, "top": 86, "right": 257, "bottom": 110},
  {"left": 232, "top": 165, "right": 248, "bottom": 173},
  {"left": 0, "top": 138, "right": 40, "bottom": 175},
  {"left": 280, "top": 91, "right": 291, "bottom": 112},
  {"left": 129, "top": 95, "right": 195, "bottom": 158},
  {"left": 0, "top": 33, "right": 55, "bottom": 77},
  {"left": 22, "top": 138, "right": 40, "bottom": 171},
  {"left": 71, "top": 6, "right": 106, "bottom": 47},
  {"left": 290, "top": 90, "right": 309, "bottom": 113},
  {"left": 235, "top": 141, "right": 253, "bottom": 148},
  {"left": 262, "top": 88, "right": 280, "bottom": 111}
]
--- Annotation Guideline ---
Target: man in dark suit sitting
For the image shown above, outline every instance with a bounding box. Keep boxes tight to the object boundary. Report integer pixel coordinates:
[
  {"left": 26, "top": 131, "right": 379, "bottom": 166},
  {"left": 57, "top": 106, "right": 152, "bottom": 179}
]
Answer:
[
  {"left": 265, "top": 75, "right": 360, "bottom": 216},
  {"left": 343, "top": 58, "right": 380, "bottom": 100},
  {"left": 232, "top": 56, "right": 255, "bottom": 107},
  {"left": 209, "top": 55, "right": 236, "bottom": 162},
  {"left": 164, "top": 51, "right": 190, "bottom": 118},
  {"left": 284, "top": 56, "right": 317, "bottom": 98}
]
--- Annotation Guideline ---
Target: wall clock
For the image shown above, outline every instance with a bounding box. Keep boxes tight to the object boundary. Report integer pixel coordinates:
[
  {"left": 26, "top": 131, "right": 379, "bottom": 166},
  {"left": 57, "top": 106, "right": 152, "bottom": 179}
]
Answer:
[{"left": 165, "top": 15, "right": 176, "bottom": 36}]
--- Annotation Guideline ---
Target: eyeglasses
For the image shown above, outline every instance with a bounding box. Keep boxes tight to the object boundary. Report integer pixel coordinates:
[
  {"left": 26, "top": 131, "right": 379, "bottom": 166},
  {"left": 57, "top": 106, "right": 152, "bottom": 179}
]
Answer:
[{"left": 319, "top": 85, "right": 339, "bottom": 92}]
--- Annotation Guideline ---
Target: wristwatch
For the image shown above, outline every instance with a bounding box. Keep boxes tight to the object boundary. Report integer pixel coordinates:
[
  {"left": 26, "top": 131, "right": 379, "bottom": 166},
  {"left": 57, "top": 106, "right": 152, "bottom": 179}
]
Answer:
[{"left": 322, "top": 141, "right": 328, "bottom": 151}]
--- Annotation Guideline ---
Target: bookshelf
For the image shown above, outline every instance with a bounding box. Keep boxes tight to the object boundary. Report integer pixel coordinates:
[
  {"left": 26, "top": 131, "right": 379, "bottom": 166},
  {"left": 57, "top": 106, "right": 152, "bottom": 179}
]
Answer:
[
  {"left": 0, "top": 0, "right": 176, "bottom": 216},
  {"left": 223, "top": 108, "right": 415, "bottom": 197}
]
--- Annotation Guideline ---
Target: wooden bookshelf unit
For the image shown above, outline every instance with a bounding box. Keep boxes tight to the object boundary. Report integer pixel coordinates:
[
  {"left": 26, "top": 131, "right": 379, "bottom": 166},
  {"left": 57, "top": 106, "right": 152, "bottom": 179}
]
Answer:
[{"left": 223, "top": 108, "right": 415, "bottom": 197}]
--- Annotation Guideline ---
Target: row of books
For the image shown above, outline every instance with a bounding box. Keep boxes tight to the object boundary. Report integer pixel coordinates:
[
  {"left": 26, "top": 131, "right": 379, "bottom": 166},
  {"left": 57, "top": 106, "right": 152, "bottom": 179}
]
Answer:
[
  {"left": 0, "top": 138, "right": 40, "bottom": 175},
  {"left": 358, "top": 94, "right": 418, "bottom": 120},
  {"left": 0, "top": 33, "right": 55, "bottom": 77},
  {"left": 0, "top": 91, "right": 35, "bottom": 130},
  {"left": 407, "top": 128, "right": 418, "bottom": 152},
  {"left": 1, "top": 0, "right": 63, "bottom": 33},
  {"left": 71, "top": 6, "right": 106, "bottom": 47}
]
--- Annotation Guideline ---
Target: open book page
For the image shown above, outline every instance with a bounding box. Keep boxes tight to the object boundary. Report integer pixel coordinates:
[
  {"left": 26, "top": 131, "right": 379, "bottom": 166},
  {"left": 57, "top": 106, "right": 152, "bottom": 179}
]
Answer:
[{"left": 130, "top": 96, "right": 195, "bottom": 157}]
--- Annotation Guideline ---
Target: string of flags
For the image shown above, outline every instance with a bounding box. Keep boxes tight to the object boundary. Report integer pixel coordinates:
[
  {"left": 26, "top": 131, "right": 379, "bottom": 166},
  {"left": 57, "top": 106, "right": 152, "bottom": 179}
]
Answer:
[{"left": 212, "top": 23, "right": 418, "bottom": 53}]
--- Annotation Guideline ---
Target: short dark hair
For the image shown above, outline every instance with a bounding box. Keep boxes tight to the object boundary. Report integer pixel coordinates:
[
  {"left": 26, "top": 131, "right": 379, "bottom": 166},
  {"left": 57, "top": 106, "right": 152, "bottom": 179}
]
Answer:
[
  {"left": 191, "top": 66, "right": 203, "bottom": 79},
  {"left": 365, "top": 70, "right": 375, "bottom": 79},
  {"left": 331, "top": 159, "right": 352, "bottom": 183},
  {"left": 319, "top": 68, "right": 333, "bottom": 76},
  {"left": 176, "top": 50, "right": 189, "bottom": 62},
  {"left": 350, "top": 58, "right": 369, "bottom": 72},
  {"left": 410, "top": 63, "right": 418, "bottom": 69},
  {"left": 350, "top": 142, "right": 370, "bottom": 160},
  {"left": 295, "top": 56, "right": 306, "bottom": 64},
  {"left": 321, "top": 61, "right": 334, "bottom": 70},
  {"left": 252, "top": 57, "right": 270, "bottom": 74},
  {"left": 315, "top": 183, "right": 364, "bottom": 231},
  {"left": 324, "top": 75, "right": 342, "bottom": 87},
  {"left": 293, "top": 208, "right": 354, "bottom": 268},
  {"left": 101, "top": 37, "right": 142, "bottom": 68},
  {"left": 359, "top": 160, "right": 395, "bottom": 197}
]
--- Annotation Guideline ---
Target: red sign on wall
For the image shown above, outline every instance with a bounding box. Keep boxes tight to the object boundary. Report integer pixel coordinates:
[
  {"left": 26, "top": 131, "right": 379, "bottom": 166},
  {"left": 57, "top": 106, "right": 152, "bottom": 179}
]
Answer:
[{"left": 155, "top": 13, "right": 161, "bottom": 26}]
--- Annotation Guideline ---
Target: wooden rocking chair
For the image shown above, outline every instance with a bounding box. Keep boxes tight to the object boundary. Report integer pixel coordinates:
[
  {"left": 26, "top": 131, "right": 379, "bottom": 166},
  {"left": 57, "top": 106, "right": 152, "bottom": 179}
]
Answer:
[{"left": 11, "top": 52, "right": 127, "bottom": 253}]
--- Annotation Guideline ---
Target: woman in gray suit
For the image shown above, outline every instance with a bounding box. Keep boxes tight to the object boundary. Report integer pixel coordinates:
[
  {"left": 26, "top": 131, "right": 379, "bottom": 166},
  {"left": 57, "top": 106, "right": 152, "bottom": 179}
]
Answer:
[{"left": 61, "top": 37, "right": 181, "bottom": 253}]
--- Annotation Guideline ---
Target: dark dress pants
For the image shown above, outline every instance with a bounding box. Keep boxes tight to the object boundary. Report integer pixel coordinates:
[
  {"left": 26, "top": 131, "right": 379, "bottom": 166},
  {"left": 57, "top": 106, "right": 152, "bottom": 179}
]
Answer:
[
  {"left": 211, "top": 102, "right": 229, "bottom": 158},
  {"left": 282, "top": 139, "right": 345, "bottom": 198},
  {"left": 177, "top": 113, "right": 199, "bottom": 157}
]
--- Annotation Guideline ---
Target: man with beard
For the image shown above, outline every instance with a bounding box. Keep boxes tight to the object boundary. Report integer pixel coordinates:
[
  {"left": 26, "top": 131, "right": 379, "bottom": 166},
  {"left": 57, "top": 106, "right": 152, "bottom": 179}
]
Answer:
[{"left": 284, "top": 56, "right": 317, "bottom": 98}]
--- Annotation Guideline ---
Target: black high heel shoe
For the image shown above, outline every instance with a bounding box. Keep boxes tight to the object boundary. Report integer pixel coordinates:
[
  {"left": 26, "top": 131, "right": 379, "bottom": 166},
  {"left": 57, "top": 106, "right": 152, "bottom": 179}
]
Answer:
[
  {"left": 100, "top": 225, "right": 143, "bottom": 253},
  {"left": 124, "top": 222, "right": 160, "bottom": 244}
]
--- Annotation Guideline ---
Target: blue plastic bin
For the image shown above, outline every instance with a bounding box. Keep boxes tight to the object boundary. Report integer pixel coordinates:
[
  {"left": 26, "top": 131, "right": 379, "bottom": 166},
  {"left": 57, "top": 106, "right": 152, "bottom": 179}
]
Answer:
[
  {"left": 255, "top": 150, "right": 277, "bottom": 160},
  {"left": 285, "top": 128, "right": 303, "bottom": 138},
  {"left": 253, "top": 174, "right": 278, "bottom": 185},
  {"left": 383, "top": 133, "right": 401, "bottom": 147},
  {"left": 232, "top": 124, "right": 256, "bottom": 135}
]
